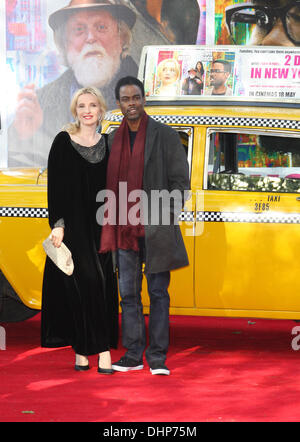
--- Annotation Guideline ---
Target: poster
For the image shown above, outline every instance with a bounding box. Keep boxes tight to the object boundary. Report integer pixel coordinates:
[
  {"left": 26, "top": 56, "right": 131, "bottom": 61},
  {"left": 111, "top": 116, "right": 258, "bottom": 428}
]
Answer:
[
  {"left": 214, "top": 0, "right": 300, "bottom": 47},
  {"left": 1, "top": 0, "right": 206, "bottom": 168},
  {"left": 234, "top": 47, "right": 300, "bottom": 100},
  {"left": 215, "top": 0, "right": 243, "bottom": 45},
  {"left": 143, "top": 46, "right": 235, "bottom": 99},
  {"left": 1, "top": 0, "right": 300, "bottom": 168},
  {"left": 142, "top": 45, "right": 300, "bottom": 103},
  {"left": 143, "top": 46, "right": 236, "bottom": 98}
]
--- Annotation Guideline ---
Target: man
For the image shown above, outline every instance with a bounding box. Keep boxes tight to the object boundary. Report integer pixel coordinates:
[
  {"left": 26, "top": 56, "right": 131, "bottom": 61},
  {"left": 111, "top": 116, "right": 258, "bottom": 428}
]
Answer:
[
  {"left": 225, "top": 0, "right": 300, "bottom": 46},
  {"left": 8, "top": 0, "right": 137, "bottom": 167},
  {"left": 182, "top": 68, "right": 203, "bottom": 95},
  {"left": 207, "top": 60, "right": 233, "bottom": 96},
  {"left": 100, "top": 76, "right": 189, "bottom": 375}
]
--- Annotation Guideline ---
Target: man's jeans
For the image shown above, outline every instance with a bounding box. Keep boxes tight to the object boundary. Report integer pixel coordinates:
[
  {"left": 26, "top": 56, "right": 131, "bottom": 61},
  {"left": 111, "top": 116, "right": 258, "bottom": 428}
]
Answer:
[{"left": 117, "top": 248, "right": 170, "bottom": 365}]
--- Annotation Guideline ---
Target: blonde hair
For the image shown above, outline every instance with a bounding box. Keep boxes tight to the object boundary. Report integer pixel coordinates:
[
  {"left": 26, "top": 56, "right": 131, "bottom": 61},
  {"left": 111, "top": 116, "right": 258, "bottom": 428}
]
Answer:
[
  {"left": 64, "top": 86, "right": 107, "bottom": 135},
  {"left": 157, "top": 58, "right": 181, "bottom": 82}
]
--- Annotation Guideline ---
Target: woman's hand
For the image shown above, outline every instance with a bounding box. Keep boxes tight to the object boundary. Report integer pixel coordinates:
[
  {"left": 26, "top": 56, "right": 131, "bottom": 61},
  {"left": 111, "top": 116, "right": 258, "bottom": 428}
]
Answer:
[{"left": 50, "top": 227, "right": 64, "bottom": 248}]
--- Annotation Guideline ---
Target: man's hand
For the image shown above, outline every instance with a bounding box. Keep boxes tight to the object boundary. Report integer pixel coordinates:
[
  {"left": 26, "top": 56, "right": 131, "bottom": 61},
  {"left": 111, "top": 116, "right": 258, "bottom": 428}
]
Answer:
[
  {"left": 50, "top": 227, "right": 64, "bottom": 248},
  {"left": 13, "top": 84, "right": 43, "bottom": 139}
]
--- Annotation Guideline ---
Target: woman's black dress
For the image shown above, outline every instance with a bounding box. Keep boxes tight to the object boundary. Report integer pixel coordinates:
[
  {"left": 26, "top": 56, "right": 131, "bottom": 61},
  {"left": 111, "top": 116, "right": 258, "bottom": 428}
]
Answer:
[{"left": 41, "top": 131, "right": 118, "bottom": 355}]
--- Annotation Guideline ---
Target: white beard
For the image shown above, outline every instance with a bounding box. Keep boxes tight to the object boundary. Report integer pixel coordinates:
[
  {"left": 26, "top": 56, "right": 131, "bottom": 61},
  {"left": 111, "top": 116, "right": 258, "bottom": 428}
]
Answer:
[{"left": 67, "top": 43, "right": 121, "bottom": 88}]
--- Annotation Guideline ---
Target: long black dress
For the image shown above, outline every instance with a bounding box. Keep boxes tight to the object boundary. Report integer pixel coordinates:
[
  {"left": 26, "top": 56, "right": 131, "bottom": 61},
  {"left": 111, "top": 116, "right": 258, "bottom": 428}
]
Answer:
[{"left": 41, "top": 131, "right": 118, "bottom": 356}]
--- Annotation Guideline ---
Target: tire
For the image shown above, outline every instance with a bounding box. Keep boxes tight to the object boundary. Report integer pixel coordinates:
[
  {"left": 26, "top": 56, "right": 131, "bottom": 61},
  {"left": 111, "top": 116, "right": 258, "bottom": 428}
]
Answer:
[{"left": 0, "top": 270, "right": 39, "bottom": 323}]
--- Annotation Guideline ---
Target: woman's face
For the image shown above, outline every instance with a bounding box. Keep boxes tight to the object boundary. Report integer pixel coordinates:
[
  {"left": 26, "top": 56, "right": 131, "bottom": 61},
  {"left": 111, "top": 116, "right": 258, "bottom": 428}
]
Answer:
[
  {"left": 196, "top": 62, "right": 203, "bottom": 71},
  {"left": 160, "top": 61, "right": 178, "bottom": 85},
  {"left": 76, "top": 93, "right": 102, "bottom": 127}
]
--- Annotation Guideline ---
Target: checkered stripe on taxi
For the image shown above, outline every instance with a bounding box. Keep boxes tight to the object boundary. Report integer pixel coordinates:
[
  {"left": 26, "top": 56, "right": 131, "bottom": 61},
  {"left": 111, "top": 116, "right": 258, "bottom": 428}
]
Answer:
[
  {"left": 0, "top": 207, "right": 192, "bottom": 220},
  {"left": 1, "top": 207, "right": 300, "bottom": 224},
  {"left": 0, "top": 207, "right": 48, "bottom": 218},
  {"left": 180, "top": 211, "right": 300, "bottom": 223},
  {"left": 195, "top": 211, "right": 300, "bottom": 224},
  {"left": 105, "top": 113, "right": 300, "bottom": 129}
]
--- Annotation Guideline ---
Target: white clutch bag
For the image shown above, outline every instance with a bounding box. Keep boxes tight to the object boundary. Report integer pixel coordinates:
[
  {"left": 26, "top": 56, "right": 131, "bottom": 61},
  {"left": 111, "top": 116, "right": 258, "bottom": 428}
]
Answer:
[{"left": 43, "top": 236, "right": 74, "bottom": 276}]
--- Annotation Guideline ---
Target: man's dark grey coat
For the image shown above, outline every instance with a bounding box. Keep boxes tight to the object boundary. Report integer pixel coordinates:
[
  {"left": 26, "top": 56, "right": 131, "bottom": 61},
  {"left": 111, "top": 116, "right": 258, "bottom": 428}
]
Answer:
[{"left": 109, "top": 115, "right": 190, "bottom": 274}]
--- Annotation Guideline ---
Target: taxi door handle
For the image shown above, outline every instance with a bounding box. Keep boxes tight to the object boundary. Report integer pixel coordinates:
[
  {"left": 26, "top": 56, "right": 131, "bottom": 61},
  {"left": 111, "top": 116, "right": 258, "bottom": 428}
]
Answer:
[{"left": 296, "top": 197, "right": 300, "bottom": 201}]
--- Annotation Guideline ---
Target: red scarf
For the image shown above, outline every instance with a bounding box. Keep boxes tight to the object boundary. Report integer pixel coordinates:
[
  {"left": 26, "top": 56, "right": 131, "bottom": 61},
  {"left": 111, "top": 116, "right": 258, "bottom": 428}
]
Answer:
[{"left": 100, "top": 112, "right": 148, "bottom": 252}]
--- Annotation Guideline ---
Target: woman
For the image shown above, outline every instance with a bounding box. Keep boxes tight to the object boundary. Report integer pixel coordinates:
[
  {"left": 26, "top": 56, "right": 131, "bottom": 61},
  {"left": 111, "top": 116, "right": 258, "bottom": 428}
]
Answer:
[
  {"left": 41, "top": 87, "right": 118, "bottom": 374},
  {"left": 155, "top": 58, "right": 180, "bottom": 96},
  {"left": 195, "top": 61, "right": 204, "bottom": 80},
  {"left": 195, "top": 61, "right": 204, "bottom": 94}
]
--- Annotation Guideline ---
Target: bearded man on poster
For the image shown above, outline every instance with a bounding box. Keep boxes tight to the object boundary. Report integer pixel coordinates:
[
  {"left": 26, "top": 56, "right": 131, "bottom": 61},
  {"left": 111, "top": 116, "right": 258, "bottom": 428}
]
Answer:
[
  {"left": 8, "top": 0, "right": 137, "bottom": 167},
  {"left": 7, "top": 0, "right": 201, "bottom": 167}
]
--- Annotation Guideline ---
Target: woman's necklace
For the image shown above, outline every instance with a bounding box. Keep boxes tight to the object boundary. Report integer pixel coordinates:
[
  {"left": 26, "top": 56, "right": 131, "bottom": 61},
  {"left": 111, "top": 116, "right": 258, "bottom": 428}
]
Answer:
[{"left": 71, "top": 132, "right": 101, "bottom": 147}]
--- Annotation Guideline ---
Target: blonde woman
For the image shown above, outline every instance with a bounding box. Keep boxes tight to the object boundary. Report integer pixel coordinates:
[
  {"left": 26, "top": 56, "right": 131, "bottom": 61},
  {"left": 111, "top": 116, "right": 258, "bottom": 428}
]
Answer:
[
  {"left": 155, "top": 58, "right": 181, "bottom": 96},
  {"left": 41, "top": 87, "right": 118, "bottom": 374}
]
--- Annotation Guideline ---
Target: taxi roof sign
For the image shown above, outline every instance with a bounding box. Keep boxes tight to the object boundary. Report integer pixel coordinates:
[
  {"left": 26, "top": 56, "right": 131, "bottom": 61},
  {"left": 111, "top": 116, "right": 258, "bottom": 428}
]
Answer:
[{"left": 138, "top": 45, "right": 300, "bottom": 105}]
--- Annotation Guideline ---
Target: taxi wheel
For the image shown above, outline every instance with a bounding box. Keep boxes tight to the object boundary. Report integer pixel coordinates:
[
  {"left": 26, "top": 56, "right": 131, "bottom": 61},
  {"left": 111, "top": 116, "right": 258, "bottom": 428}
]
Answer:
[{"left": 0, "top": 270, "right": 39, "bottom": 323}]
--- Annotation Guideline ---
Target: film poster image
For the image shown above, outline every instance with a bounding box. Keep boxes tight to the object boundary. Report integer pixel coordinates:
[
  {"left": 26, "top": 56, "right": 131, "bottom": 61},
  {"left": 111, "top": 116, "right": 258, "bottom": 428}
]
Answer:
[
  {"left": 214, "top": 0, "right": 300, "bottom": 47},
  {"left": 234, "top": 48, "right": 300, "bottom": 100},
  {"left": 3, "top": 0, "right": 205, "bottom": 168},
  {"left": 214, "top": 0, "right": 253, "bottom": 45},
  {"left": 145, "top": 47, "right": 235, "bottom": 98}
]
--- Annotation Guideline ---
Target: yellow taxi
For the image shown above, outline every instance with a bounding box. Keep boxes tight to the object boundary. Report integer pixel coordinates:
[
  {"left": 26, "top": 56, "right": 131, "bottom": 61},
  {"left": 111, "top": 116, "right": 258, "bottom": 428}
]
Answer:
[{"left": 2, "top": 45, "right": 300, "bottom": 321}]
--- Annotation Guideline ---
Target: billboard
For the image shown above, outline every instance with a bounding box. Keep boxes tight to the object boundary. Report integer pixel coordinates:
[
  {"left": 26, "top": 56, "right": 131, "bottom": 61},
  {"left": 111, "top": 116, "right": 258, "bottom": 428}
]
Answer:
[
  {"left": 141, "top": 45, "right": 300, "bottom": 103},
  {"left": 1, "top": 0, "right": 206, "bottom": 167},
  {"left": 1, "top": 0, "right": 300, "bottom": 168}
]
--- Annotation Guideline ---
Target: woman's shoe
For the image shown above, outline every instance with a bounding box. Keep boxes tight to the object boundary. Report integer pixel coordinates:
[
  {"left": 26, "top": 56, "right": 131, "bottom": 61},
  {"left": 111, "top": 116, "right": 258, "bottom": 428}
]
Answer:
[
  {"left": 75, "top": 353, "right": 89, "bottom": 371},
  {"left": 75, "top": 364, "right": 90, "bottom": 371},
  {"left": 98, "top": 354, "right": 114, "bottom": 374},
  {"left": 97, "top": 366, "right": 114, "bottom": 375}
]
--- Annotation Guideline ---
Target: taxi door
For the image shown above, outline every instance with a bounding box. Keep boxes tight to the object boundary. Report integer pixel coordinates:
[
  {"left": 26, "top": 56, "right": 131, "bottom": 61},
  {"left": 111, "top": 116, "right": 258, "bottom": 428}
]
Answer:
[
  {"left": 194, "top": 126, "right": 300, "bottom": 320},
  {"left": 0, "top": 169, "right": 49, "bottom": 312}
]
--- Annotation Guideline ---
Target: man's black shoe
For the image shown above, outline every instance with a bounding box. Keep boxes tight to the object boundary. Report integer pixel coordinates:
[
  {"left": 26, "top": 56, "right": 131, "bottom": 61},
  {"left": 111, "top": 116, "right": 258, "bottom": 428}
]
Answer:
[
  {"left": 112, "top": 356, "right": 144, "bottom": 372},
  {"left": 150, "top": 362, "right": 170, "bottom": 375}
]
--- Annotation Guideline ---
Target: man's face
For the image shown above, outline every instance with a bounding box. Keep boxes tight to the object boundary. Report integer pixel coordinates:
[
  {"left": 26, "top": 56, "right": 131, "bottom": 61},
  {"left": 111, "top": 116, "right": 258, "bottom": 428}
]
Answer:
[
  {"left": 249, "top": 1, "right": 300, "bottom": 46},
  {"left": 188, "top": 69, "right": 197, "bottom": 79},
  {"left": 210, "top": 62, "right": 229, "bottom": 88},
  {"left": 117, "top": 85, "right": 146, "bottom": 123},
  {"left": 65, "top": 10, "right": 123, "bottom": 87}
]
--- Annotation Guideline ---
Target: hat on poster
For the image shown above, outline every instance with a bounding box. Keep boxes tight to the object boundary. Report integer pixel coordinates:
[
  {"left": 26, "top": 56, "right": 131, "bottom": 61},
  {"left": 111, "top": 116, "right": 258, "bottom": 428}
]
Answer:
[{"left": 48, "top": 0, "right": 136, "bottom": 31}]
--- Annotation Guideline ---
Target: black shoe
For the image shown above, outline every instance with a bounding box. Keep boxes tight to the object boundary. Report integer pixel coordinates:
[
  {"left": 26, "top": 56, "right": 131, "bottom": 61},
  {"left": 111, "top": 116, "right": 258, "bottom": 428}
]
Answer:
[
  {"left": 112, "top": 356, "right": 144, "bottom": 372},
  {"left": 97, "top": 355, "right": 114, "bottom": 374},
  {"left": 97, "top": 367, "right": 114, "bottom": 375},
  {"left": 74, "top": 364, "right": 90, "bottom": 371},
  {"left": 150, "top": 362, "right": 170, "bottom": 376}
]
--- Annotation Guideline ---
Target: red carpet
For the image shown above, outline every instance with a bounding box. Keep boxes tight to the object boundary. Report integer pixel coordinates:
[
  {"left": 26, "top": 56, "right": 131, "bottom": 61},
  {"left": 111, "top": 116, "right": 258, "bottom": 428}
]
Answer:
[{"left": 1, "top": 313, "right": 300, "bottom": 422}]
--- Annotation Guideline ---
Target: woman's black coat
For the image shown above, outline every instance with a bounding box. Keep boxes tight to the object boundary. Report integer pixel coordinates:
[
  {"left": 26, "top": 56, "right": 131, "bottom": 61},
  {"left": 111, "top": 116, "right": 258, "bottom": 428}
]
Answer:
[{"left": 41, "top": 131, "right": 118, "bottom": 355}]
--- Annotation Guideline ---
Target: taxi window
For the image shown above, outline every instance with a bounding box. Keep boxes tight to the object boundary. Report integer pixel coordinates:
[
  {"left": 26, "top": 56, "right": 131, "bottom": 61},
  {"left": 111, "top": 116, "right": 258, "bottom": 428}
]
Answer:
[
  {"left": 205, "top": 131, "right": 300, "bottom": 193},
  {"left": 173, "top": 127, "right": 193, "bottom": 178}
]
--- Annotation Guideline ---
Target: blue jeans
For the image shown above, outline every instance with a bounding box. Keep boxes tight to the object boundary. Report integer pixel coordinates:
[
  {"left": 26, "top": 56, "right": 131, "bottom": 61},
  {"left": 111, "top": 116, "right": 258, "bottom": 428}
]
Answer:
[{"left": 117, "top": 248, "right": 170, "bottom": 365}]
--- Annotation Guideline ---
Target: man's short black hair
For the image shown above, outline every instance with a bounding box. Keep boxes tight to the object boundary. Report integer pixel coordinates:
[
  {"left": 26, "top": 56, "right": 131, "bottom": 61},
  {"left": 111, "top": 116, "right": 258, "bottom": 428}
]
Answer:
[
  {"left": 115, "top": 76, "right": 145, "bottom": 101},
  {"left": 213, "top": 59, "right": 232, "bottom": 74}
]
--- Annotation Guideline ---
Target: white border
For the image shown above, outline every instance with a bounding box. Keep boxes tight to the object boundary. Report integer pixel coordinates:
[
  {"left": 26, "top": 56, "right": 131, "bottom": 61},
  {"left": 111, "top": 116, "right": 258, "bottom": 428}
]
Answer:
[{"left": 0, "top": 2, "right": 7, "bottom": 168}]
